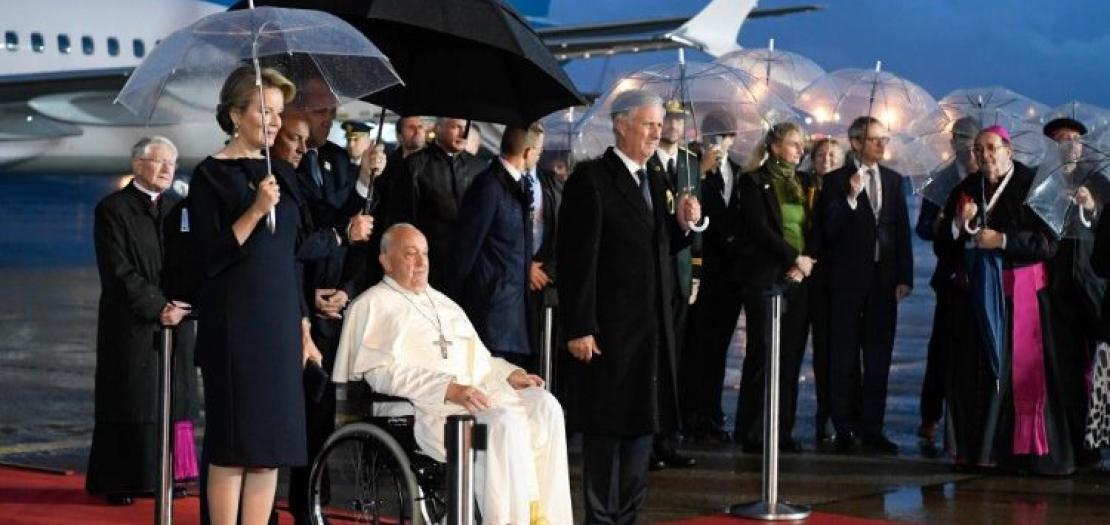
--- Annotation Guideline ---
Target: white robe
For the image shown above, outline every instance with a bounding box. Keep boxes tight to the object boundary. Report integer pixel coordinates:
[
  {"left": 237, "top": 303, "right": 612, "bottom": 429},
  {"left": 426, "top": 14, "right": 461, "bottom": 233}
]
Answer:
[{"left": 334, "top": 277, "right": 572, "bottom": 525}]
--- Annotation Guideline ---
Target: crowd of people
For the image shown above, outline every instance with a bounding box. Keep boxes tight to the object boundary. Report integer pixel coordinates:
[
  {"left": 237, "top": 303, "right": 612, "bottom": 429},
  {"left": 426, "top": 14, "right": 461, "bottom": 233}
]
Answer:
[{"left": 84, "top": 62, "right": 1110, "bottom": 525}]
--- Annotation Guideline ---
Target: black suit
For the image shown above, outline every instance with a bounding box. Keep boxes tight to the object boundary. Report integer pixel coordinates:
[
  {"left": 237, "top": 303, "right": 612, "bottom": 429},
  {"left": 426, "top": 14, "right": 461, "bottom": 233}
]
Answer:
[
  {"left": 527, "top": 168, "right": 563, "bottom": 379},
  {"left": 557, "top": 147, "right": 690, "bottom": 524},
  {"left": 683, "top": 160, "right": 745, "bottom": 434},
  {"left": 289, "top": 141, "right": 365, "bottom": 525},
  {"left": 389, "top": 144, "right": 487, "bottom": 290},
  {"left": 818, "top": 162, "right": 913, "bottom": 439},
  {"left": 1094, "top": 203, "right": 1110, "bottom": 338},
  {"left": 915, "top": 162, "right": 957, "bottom": 428},
  {"left": 732, "top": 166, "right": 813, "bottom": 444}
]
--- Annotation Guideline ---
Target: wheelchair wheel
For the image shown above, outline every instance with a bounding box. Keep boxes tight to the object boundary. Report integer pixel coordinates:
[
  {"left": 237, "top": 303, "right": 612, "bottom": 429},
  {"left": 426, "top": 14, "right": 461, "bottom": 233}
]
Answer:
[{"left": 309, "top": 422, "right": 431, "bottom": 525}]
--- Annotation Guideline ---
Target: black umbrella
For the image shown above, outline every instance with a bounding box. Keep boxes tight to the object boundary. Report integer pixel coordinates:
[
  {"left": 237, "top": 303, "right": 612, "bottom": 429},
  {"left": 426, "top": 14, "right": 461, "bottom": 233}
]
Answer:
[{"left": 232, "top": 0, "right": 587, "bottom": 125}]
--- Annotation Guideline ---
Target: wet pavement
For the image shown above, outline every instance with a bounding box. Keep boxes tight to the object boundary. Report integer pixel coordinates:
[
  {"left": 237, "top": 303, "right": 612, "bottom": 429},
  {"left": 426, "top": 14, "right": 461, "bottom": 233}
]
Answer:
[{"left": 1, "top": 171, "right": 1108, "bottom": 523}]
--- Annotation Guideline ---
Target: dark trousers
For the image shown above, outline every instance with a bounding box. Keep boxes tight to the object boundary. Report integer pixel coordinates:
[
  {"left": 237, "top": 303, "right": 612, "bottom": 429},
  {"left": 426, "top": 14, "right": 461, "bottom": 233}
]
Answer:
[
  {"left": 289, "top": 322, "right": 340, "bottom": 524},
  {"left": 682, "top": 278, "right": 745, "bottom": 431},
  {"left": 656, "top": 291, "right": 690, "bottom": 455},
  {"left": 828, "top": 267, "right": 898, "bottom": 437},
  {"left": 807, "top": 274, "right": 833, "bottom": 438},
  {"left": 919, "top": 287, "right": 948, "bottom": 424},
  {"left": 734, "top": 283, "right": 809, "bottom": 444},
  {"left": 581, "top": 433, "right": 653, "bottom": 525}
]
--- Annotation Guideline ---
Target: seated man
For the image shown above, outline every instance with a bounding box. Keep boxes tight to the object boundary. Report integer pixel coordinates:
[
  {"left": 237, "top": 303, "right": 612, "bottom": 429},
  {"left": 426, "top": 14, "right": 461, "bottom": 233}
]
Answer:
[{"left": 334, "top": 223, "right": 572, "bottom": 525}]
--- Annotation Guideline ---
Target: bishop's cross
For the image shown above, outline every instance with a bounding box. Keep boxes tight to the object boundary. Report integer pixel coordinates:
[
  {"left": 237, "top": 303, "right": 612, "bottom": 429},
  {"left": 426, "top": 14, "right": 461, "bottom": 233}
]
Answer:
[{"left": 434, "top": 333, "right": 453, "bottom": 359}]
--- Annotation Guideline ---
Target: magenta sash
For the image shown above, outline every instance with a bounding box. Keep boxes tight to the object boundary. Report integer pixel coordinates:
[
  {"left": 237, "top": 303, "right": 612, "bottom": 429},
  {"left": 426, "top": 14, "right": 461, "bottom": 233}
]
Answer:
[
  {"left": 173, "top": 420, "right": 199, "bottom": 481},
  {"left": 1003, "top": 262, "right": 1048, "bottom": 456}
]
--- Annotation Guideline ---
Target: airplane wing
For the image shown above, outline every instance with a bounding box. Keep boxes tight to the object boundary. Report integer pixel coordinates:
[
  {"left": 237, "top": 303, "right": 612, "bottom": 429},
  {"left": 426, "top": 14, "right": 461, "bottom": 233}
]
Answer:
[{"left": 538, "top": 0, "right": 822, "bottom": 60}]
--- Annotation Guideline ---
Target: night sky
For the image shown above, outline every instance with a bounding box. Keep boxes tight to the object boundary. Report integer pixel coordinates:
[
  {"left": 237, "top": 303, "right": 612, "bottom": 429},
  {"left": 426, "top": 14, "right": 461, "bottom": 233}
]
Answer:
[{"left": 555, "top": 0, "right": 1110, "bottom": 109}]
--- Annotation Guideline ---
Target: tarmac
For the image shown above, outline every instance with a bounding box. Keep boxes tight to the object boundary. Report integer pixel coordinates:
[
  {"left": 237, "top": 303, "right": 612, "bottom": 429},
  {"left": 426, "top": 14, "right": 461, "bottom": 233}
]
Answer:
[{"left": 0, "top": 173, "right": 1107, "bottom": 523}]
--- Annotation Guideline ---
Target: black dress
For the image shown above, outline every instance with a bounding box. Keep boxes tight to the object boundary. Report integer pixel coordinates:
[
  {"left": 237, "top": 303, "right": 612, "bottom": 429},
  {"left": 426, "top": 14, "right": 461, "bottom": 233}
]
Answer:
[{"left": 189, "top": 157, "right": 307, "bottom": 468}]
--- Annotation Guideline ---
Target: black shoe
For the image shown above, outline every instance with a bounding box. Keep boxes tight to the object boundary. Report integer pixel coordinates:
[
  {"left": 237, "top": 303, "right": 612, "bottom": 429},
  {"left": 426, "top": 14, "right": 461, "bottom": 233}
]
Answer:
[
  {"left": 862, "top": 434, "right": 899, "bottom": 455},
  {"left": 105, "top": 493, "right": 134, "bottom": 506},
  {"left": 835, "top": 432, "right": 862, "bottom": 454},
  {"left": 779, "top": 438, "right": 803, "bottom": 453},
  {"left": 648, "top": 453, "right": 668, "bottom": 471},
  {"left": 658, "top": 450, "right": 697, "bottom": 468},
  {"left": 815, "top": 434, "right": 837, "bottom": 452}
]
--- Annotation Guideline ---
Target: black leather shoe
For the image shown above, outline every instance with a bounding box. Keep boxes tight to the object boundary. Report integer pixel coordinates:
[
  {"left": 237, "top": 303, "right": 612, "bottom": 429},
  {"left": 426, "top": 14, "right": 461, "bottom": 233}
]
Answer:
[
  {"left": 105, "top": 493, "right": 134, "bottom": 506},
  {"left": 862, "top": 434, "right": 899, "bottom": 455},
  {"left": 659, "top": 451, "right": 697, "bottom": 468},
  {"left": 835, "top": 432, "right": 862, "bottom": 454},
  {"left": 648, "top": 453, "right": 668, "bottom": 471}
]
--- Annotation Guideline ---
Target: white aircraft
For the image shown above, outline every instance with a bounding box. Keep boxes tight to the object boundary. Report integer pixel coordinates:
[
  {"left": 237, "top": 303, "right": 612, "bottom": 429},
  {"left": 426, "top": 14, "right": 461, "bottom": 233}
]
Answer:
[{"left": 0, "top": 0, "right": 819, "bottom": 173}]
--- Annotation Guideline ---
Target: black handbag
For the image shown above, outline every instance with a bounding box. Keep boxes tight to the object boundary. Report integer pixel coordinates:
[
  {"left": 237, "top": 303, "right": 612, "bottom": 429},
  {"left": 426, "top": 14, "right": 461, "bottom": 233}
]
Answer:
[{"left": 303, "top": 359, "right": 331, "bottom": 403}]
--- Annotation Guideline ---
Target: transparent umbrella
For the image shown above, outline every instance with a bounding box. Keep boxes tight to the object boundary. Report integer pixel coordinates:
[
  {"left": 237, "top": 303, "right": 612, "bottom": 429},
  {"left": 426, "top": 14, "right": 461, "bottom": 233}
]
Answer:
[
  {"left": 116, "top": 4, "right": 401, "bottom": 231},
  {"left": 911, "top": 86, "right": 1050, "bottom": 205},
  {"left": 795, "top": 62, "right": 940, "bottom": 177},
  {"left": 572, "top": 58, "right": 798, "bottom": 168},
  {"left": 1025, "top": 136, "right": 1110, "bottom": 238},
  {"left": 714, "top": 39, "right": 826, "bottom": 105}
]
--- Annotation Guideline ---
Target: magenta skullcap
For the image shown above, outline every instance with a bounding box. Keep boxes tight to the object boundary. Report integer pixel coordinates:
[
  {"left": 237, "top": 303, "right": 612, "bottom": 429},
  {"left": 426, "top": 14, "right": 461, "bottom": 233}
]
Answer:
[{"left": 980, "top": 124, "right": 1011, "bottom": 144}]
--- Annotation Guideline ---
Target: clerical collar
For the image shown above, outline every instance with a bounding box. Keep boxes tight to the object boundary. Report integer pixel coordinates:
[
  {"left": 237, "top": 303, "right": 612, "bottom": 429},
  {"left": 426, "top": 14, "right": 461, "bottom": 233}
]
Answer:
[
  {"left": 613, "top": 146, "right": 647, "bottom": 176},
  {"left": 382, "top": 276, "right": 425, "bottom": 296},
  {"left": 131, "top": 179, "right": 161, "bottom": 201},
  {"left": 498, "top": 157, "right": 524, "bottom": 182}
]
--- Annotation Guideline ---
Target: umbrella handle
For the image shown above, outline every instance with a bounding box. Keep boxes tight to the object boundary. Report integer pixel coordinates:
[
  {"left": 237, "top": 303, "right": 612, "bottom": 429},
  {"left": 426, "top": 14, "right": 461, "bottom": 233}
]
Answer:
[{"left": 687, "top": 217, "right": 709, "bottom": 233}]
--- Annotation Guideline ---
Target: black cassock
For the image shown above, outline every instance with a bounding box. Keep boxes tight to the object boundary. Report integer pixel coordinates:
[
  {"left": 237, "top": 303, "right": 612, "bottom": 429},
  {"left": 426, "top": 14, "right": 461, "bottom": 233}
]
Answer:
[
  {"left": 86, "top": 183, "right": 199, "bottom": 495},
  {"left": 936, "top": 162, "right": 1078, "bottom": 475}
]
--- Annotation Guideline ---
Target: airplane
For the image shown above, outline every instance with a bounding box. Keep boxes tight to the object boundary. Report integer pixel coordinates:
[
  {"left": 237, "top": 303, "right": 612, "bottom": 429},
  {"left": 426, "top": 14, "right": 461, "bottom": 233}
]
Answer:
[{"left": 0, "top": 0, "right": 820, "bottom": 173}]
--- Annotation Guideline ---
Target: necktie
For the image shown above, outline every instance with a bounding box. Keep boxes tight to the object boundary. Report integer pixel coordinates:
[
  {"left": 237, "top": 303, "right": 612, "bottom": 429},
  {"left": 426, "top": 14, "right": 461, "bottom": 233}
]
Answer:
[
  {"left": 305, "top": 149, "right": 323, "bottom": 188},
  {"left": 867, "top": 168, "right": 880, "bottom": 218},
  {"left": 636, "top": 169, "right": 653, "bottom": 211},
  {"left": 667, "top": 158, "right": 676, "bottom": 180}
]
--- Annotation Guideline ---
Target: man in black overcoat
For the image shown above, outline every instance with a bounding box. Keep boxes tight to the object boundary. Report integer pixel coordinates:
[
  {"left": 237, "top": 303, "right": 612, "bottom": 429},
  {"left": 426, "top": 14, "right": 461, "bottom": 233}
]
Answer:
[
  {"left": 389, "top": 117, "right": 488, "bottom": 290},
  {"left": 557, "top": 89, "right": 701, "bottom": 524},
  {"left": 86, "top": 136, "right": 196, "bottom": 505},
  {"left": 818, "top": 116, "right": 913, "bottom": 455}
]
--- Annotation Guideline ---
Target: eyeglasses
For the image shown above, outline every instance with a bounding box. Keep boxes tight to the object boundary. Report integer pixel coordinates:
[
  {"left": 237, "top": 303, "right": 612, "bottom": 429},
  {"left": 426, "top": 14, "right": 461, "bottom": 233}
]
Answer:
[
  {"left": 139, "top": 158, "right": 177, "bottom": 168},
  {"left": 861, "top": 136, "right": 891, "bottom": 145}
]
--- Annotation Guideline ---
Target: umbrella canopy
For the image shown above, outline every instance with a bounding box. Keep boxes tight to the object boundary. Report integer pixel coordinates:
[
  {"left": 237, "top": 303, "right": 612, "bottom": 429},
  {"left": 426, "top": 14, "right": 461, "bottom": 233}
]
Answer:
[
  {"left": 540, "top": 105, "right": 588, "bottom": 152},
  {"left": 911, "top": 86, "right": 1051, "bottom": 205},
  {"left": 794, "top": 64, "right": 939, "bottom": 177},
  {"left": 116, "top": 6, "right": 400, "bottom": 123},
  {"left": 235, "top": 0, "right": 587, "bottom": 125},
  {"left": 571, "top": 60, "right": 798, "bottom": 166},
  {"left": 714, "top": 41, "right": 826, "bottom": 105},
  {"left": 1025, "top": 137, "right": 1110, "bottom": 238}
]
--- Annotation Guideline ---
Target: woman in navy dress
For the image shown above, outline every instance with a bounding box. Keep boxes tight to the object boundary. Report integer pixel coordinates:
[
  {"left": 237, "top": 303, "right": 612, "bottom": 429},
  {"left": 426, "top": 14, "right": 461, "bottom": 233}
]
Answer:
[{"left": 189, "top": 66, "right": 321, "bottom": 525}]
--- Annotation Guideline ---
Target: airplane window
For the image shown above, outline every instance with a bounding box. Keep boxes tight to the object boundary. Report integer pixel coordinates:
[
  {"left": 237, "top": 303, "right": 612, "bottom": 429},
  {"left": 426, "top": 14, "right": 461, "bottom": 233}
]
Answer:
[
  {"left": 58, "top": 34, "right": 71, "bottom": 54},
  {"left": 82, "top": 35, "right": 94, "bottom": 55},
  {"left": 31, "top": 32, "right": 44, "bottom": 53},
  {"left": 107, "top": 37, "right": 119, "bottom": 56},
  {"left": 4, "top": 31, "right": 16, "bottom": 52},
  {"left": 132, "top": 38, "right": 145, "bottom": 58}
]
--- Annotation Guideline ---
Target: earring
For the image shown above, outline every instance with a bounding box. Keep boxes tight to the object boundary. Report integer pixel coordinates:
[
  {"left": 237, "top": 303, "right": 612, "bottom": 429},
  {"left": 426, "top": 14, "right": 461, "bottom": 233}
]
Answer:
[{"left": 233, "top": 124, "right": 239, "bottom": 139}]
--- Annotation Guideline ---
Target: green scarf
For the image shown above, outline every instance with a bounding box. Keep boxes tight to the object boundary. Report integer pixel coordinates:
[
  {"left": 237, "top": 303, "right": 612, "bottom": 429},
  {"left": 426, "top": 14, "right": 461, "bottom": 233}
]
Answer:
[{"left": 766, "top": 156, "right": 805, "bottom": 204}]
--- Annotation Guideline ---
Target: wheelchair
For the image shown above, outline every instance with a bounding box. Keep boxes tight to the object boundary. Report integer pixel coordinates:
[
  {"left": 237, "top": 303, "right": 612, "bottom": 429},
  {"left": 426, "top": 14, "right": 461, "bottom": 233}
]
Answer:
[{"left": 308, "top": 385, "right": 450, "bottom": 525}]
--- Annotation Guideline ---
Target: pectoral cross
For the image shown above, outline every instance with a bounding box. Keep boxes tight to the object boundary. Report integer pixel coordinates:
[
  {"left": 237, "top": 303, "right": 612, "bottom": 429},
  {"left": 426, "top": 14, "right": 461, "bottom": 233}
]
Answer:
[{"left": 434, "top": 332, "right": 453, "bottom": 359}]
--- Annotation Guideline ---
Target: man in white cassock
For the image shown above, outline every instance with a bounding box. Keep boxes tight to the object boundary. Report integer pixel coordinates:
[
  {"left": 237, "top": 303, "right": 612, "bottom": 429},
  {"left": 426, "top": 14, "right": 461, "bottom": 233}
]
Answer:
[{"left": 334, "top": 223, "right": 572, "bottom": 525}]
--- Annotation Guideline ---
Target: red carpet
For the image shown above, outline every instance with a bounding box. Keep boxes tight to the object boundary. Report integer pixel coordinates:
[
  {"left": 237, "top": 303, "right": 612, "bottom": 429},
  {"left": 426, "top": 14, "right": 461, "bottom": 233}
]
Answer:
[
  {"left": 1, "top": 465, "right": 913, "bottom": 525},
  {"left": 660, "top": 513, "right": 915, "bottom": 525},
  {"left": 0, "top": 465, "right": 295, "bottom": 525}
]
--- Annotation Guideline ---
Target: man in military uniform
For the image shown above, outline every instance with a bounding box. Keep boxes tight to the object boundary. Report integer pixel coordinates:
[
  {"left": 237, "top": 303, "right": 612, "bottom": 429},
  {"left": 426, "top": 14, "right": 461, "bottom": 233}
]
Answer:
[
  {"left": 342, "top": 120, "right": 374, "bottom": 167},
  {"left": 647, "top": 99, "right": 700, "bottom": 470}
]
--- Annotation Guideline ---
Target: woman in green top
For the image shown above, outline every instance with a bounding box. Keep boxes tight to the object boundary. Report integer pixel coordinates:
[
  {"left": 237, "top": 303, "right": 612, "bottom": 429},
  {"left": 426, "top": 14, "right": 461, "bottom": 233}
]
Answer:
[{"left": 732, "top": 121, "right": 818, "bottom": 452}]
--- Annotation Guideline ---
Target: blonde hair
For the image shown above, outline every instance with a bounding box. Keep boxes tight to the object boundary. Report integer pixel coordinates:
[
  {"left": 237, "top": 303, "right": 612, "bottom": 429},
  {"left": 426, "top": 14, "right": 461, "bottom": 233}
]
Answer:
[
  {"left": 216, "top": 66, "right": 296, "bottom": 135},
  {"left": 744, "top": 121, "right": 803, "bottom": 173}
]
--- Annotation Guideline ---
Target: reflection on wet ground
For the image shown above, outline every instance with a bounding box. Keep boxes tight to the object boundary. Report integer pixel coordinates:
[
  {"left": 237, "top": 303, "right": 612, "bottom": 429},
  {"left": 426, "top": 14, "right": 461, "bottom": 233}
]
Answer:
[{"left": 0, "top": 172, "right": 1107, "bottom": 523}]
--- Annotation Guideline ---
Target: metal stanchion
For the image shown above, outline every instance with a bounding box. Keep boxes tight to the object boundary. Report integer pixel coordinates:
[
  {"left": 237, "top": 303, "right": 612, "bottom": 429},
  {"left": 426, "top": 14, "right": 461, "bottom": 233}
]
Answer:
[
  {"left": 729, "top": 286, "right": 810, "bottom": 521},
  {"left": 155, "top": 326, "right": 175, "bottom": 525},
  {"left": 446, "top": 415, "right": 487, "bottom": 525},
  {"left": 539, "top": 287, "right": 558, "bottom": 391}
]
